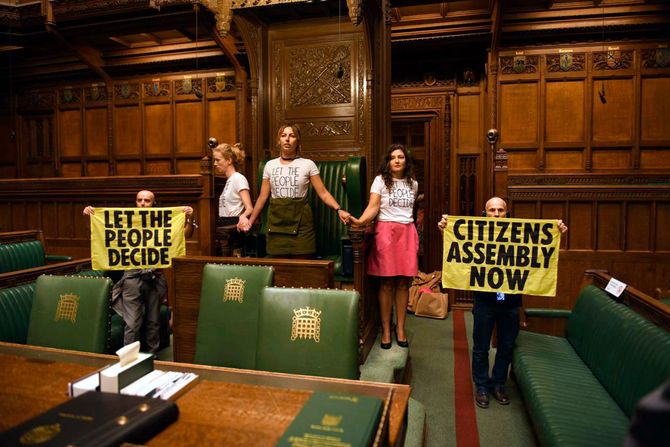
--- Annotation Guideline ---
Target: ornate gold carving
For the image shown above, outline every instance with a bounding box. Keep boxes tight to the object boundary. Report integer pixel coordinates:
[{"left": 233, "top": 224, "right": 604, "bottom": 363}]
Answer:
[
  {"left": 508, "top": 175, "right": 670, "bottom": 186},
  {"left": 593, "top": 50, "right": 633, "bottom": 70},
  {"left": 174, "top": 78, "right": 203, "bottom": 96},
  {"left": 392, "top": 79, "right": 456, "bottom": 89},
  {"left": 85, "top": 84, "right": 107, "bottom": 102},
  {"left": 143, "top": 81, "right": 171, "bottom": 97},
  {"left": 232, "top": 0, "right": 306, "bottom": 7},
  {"left": 54, "top": 293, "right": 80, "bottom": 324},
  {"left": 291, "top": 307, "right": 321, "bottom": 342},
  {"left": 223, "top": 277, "right": 245, "bottom": 303},
  {"left": 322, "top": 414, "right": 342, "bottom": 427},
  {"left": 114, "top": 83, "right": 140, "bottom": 100},
  {"left": 346, "top": 0, "right": 362, "bottom": 26},
  {"left": 59, "top": 88, "right": 81, "bottom": 104},
  {"left": 206, "top": 75, "right": 235, "bottom": 93},
  {"left": 546, "top": 53, "right": 585, "bottom": 72},
  {"left": 272, "top": 41, "right": 283, "bottom": 128},
  {"left": 641, "top": 48, "right": 670, "bottom": 69},
  {"left": 391, "top": 96, "right": 444, "bottom": 111},
  {"left": 358, "top": 37, "right": 365, "bottom": 143},
  {"left": 302, "top": 121, "right": 352, "bottom": 137},
  {"left": 288, "top": 44, "right": 351, "bottom": 107},
  {"left": 500, "top": 55, "right": 539, "bottom": 74},
  {"left": 19, "top": 92, "right": 55, "bottom": 110}
]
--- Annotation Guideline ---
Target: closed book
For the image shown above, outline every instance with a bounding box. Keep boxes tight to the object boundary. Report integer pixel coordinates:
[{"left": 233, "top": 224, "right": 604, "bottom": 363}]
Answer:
[
  {"left": 277, "top": 391, "right": 383, "bottom": 447},
  {"left": 100, "top": 352, "right": 154, "bottom": 393},
  {"left": 0, "top": 391, "right": 178, "bottom": 447}
]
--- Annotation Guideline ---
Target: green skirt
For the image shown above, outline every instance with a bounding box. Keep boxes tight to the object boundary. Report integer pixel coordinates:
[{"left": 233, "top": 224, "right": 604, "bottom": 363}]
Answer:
[{"left": 266, "top": 197, "right": 315, "bottom": 256}]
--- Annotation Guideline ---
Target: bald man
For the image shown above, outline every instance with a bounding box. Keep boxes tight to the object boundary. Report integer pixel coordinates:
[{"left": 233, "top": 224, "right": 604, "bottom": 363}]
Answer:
[
  {"left": 84, "top": 190, "right": 193, "bottom": 353},
  {"left": 439, "top": 197, "right": 567, "bottom": 408}
]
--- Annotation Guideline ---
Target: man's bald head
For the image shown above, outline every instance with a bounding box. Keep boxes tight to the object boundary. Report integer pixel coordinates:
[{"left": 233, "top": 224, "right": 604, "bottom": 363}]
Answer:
[
  {"left": 485, "top": 197, "right": 507, "bottom": 218},
  {"left": 136, "top": 190, "right": 155, "bottom": 208}
]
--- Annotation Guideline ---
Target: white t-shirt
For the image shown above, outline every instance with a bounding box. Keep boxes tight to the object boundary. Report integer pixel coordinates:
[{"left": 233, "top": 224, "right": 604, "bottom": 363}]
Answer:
[
  {"left": 219, "top": 171, "right": 250, "bottom": 217},
  {"left": 263, "top": 157, "right": 319, "bottom": 199},
  {"left": 370, "top": 175, "right": 418, "bottom": 223}
]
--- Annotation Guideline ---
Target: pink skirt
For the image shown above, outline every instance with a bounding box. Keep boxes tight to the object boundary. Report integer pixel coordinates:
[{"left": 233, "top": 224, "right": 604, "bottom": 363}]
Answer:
[{"left": 367, "top": 221, "right": 419, "bottom": 277}]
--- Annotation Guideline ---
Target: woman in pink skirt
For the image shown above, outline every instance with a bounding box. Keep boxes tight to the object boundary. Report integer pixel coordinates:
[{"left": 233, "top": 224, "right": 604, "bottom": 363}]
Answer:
[{"left": 350, "top": 144, "right": 418, "bottom": 349}]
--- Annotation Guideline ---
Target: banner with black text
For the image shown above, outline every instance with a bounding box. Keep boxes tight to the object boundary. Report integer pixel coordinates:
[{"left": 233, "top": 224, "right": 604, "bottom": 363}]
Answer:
[
  {"left": 90, "top": 207, "right": 185, "bottom": 270},
  {"left": 441, "top": 216, "right": 561, "bottom": 297}
]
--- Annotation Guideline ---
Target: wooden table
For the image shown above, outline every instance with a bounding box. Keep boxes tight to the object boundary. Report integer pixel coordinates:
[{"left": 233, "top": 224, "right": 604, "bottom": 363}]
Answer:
[{"left": 0, "top": 342, "right": 410, "bottom": 446}]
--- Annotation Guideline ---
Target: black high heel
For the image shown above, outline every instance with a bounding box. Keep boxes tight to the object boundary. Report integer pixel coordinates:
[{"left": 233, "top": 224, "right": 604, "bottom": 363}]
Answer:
[
  {"left": 380, "top": 340, "right": 392, "bottom": 350},
  {"left": 395, "top": 329, "right": 409, "bottom": 348}
]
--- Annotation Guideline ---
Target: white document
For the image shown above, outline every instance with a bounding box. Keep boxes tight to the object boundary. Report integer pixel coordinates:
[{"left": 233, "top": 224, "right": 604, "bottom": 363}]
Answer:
[{"left": 605, "top": 277, "right": 627, "bottom": 297}]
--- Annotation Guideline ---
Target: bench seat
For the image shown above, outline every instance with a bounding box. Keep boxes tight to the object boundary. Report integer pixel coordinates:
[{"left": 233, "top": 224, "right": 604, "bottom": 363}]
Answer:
[
  {"left": 0, "top": 231, "right": 73, "bottom": 274},
  {"left": 513, "top": 283, "right": 670, "bottom": 447}
]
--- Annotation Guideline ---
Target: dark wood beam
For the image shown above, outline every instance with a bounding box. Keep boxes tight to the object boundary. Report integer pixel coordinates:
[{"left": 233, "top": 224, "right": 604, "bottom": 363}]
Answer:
[
  {"left": 109, "top": 36, "right": 132, "bottom": 48},
  {"left": 490, "top": 0, "right": 502, "bottom": 53},
  {"left": 140, "top": 32, "right": 162, "bottom": 45}
]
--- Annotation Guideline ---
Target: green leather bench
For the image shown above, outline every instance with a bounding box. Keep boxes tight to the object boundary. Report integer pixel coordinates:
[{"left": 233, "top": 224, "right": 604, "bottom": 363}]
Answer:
[
  {"left": 0, "top": 269, "right": 170, "bottom": 354},
  {"left": 0, "top": 230, "right": 73, "bottom": 274},
  {"left": 513, "top": 284, "right": 670, "bottom": 447},
  {"left": 248, "top": 157, "right": 366, "bottom": 281}
]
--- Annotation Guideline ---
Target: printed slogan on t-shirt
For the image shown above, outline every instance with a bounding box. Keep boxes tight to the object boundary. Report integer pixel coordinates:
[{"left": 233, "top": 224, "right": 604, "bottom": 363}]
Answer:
[
  {"left": 441, "top": 216, "right": 561, "bottom": 297},
  {"left": 270, "top": 166, "right": 302, "bottom": 198},
  {"left": 90, "top": 207, "right": 186, "bottom": 270}
]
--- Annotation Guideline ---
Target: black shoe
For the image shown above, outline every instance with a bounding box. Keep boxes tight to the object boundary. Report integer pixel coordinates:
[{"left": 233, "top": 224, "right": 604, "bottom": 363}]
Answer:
[
  {"left": 395, "top": 334, "right": 409, "bottom": 348},
  {"left": 493, "top": 387, "right": 510, "bottom": 405},
  {"left": 475, "top": 390, "right": 490, "bottom": 409},
  {"left": 380, "top": 340, "right": 392, "bottom": 350}
]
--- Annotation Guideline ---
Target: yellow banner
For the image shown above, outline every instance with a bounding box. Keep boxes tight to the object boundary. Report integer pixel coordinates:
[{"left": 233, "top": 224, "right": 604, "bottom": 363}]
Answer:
[
  {"left": 90, "top": 207, "right": 185, "bottom": 270},
  {"left": 441, "top": 216, "right": 561, "bottom": 297}
]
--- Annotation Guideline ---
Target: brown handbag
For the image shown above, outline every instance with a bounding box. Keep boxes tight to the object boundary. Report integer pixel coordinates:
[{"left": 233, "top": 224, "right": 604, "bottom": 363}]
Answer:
[
  {"left": 415, "top": 292, "right": 449, "bottom": 319},
  {"left": 408, "top": 271, "right": 441, "bottom": 313}
]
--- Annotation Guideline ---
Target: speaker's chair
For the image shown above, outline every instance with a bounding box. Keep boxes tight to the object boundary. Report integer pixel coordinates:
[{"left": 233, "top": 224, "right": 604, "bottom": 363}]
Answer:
[
  {"left": 255, "top": 287, "right": 359, "bottom": 379},
  {"left": 194, "top": 264, "right": 274, "bottom": 368},
  {"left": 27, "top": 275, "right": 112, "bottom": 354}
]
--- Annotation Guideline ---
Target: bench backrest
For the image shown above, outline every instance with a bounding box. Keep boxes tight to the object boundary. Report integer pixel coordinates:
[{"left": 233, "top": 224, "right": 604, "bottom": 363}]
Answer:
[
  {"left": 0, "top": 283, "right": 35, "bottom": 343},
  {"left": 0, "top": 240, "right": 46, "bottom": 273},
  {"left": 255, "top": 287, "right": 359, "bottom": 379},
  {"left": 566, "top": 285, "right": 670, "bottom": 416},
  {"left": 257, "top": 157, "right": 366, "bottom": 258}
]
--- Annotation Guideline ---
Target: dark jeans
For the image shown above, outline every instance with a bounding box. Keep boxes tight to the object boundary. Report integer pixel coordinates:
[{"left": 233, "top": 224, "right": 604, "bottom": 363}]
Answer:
[{"left": 471, "top": 295, "right": 520, "bottom": 392}]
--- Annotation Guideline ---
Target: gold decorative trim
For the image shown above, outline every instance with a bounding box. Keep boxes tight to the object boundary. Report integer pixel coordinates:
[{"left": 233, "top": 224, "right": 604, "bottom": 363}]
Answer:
[{"left": 291, "top": 306, "right": 321, "bottom": 342}]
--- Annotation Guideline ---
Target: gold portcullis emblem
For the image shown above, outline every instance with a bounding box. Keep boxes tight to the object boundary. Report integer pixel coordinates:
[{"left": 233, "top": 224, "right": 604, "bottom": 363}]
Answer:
[
  {"left": 321, "top": 414, "right": 342, "bottom": 427},
  {"left": 19, "top": 423, "right": 61, "bottom": 445},
  {"left": 54, "top": 294, "right": 80, "bottom": 323},
  {"left": 291, "top": 307, "right": 321, "bottom": 342},
  {"left": 224, "top": 278, "right": 245, "bottom": 303}
]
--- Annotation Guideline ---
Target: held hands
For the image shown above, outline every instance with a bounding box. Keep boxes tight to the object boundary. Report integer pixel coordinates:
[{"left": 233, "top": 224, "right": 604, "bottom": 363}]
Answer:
[
  {"left": 337, "top": 209, "right": 352, "bottom": 225},
  {"left": 237, "top": 215, "right": 252, "bottom": 233}
]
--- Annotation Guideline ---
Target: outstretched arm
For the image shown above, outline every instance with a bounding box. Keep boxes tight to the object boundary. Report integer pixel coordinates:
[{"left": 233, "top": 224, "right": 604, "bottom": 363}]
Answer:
[
  {"left": 236, "top": 189, "right": 254, "bottom": 230},
  {"left": 240, "top": 179, "right": 271, "bottom": 232},
  {"left": 310, "top": 174, "right": 351, "bottom": 224},
  {"left": 349, "top": 193, "right": 381, "bottom": 226}
]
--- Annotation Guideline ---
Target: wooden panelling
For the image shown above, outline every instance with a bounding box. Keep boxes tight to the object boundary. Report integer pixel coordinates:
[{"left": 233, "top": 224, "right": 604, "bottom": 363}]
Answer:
[
  {"left": 85, "top": 108, "right": 108, "bottom": 156},
  {"left": 657, "top": 203, "right": 670, "bottom": 251},
  {"left": 176, "top": 101, "right": 204, "bottom": 153},
  {"left": 86, "top": 162, "right": 108, "bottom": 177},
  {"left": 0, "top": 167, "right": 17, "bottom": 180},
  {"left": 207, "top": 98, "right": 237, "bottom": 146},
  {"left": 592, "top": 78, "right": 634, "bottom": 145},
  {"left": 456, "top": 94, "right": 480, "bottom": 152},
  {"left": 626, "top": 203, "right": 651, "bottom": 251},
  {"left": 113, "top": 106, "right": 141, "bottom": 155},
  {"left": 146, "top": 160, "right": 172, "bottom": 175},
  {"left": 115, "top": 161, "right": 141, "bottom": 176},
  {"left": 510, "top": 201, "right": 535, "bottom": 219},
  {"left": 545, "top": 81, "right": 584, "bottom": 144},
  {"left": 60, "top": 163, "right": 81, "bottom": 177},
  {"left": 500, "top": 83, "right": 538, "bottom": 147},
  {"left": 144, "top": 103, "right": 172, "bottom": 155},
  {"left": 59, "top": 110, "right": 82, "bottom": 157},
  {"left": 176, "top": 159, "right": 202, "bottom": 175},
  {"left": 507, "top": 151, "right": 536, "bottom": 170},
  {"left": 0, "top": 116, "right": 17, "bottom": 164},
  {"left": 640, "top": 77, "right": 670, "bottom": 143},
  {"left": 545, "top": 150, "right": 582, "bottom": 170},
  {"left": 591, "top": 149, "right": 630, "bottom": 169},
  {"left": 640, "top": 149, "right": 670, "bottom": 169},
  {"left": 596, "top": 203, "right": 622, "bottom": 250},
  {"left": 568, "top": 202, "right": 593, "bottom": 249}
]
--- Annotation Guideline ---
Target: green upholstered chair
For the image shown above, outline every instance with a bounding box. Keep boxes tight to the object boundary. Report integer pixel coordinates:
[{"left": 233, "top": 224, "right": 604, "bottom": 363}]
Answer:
[
  {"left": 194, "top": 263, "right": 274, "bottom": 369},
  {"left": 27, "top": 275, "right": 112, "bottom": 354},
  {"left": 255, "top": 287, "right": 359, "bottom": 379}
]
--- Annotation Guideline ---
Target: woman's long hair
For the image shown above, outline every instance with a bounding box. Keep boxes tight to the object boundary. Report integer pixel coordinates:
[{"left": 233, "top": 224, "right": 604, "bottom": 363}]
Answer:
[{"left": 377, "top": 143, "right": 415, "bottom": 192}]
